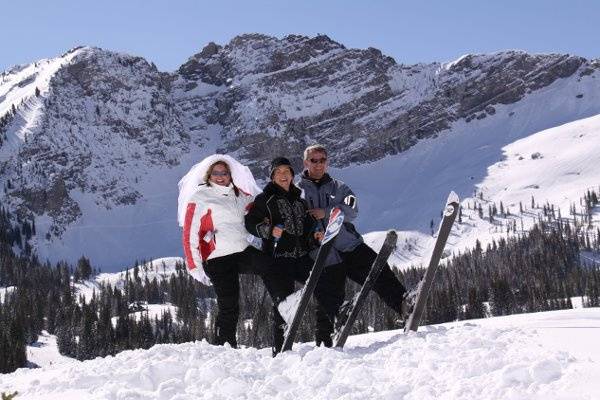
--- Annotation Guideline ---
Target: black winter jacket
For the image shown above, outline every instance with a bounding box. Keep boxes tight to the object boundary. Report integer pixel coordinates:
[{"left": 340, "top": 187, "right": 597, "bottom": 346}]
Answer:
[{"left": 245, "top": 182, "right": 318, "bottom": 258}]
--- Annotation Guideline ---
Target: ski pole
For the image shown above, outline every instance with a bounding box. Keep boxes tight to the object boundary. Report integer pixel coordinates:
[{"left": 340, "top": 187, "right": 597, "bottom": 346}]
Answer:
[{"left": 273, "top": 224, "right": 284, "bottom": 255}]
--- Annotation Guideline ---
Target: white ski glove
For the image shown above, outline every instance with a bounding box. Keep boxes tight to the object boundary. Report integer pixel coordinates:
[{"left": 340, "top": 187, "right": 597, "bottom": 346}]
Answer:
[{"left": 188, "top": 266, "right": 212, "bottom": 286}]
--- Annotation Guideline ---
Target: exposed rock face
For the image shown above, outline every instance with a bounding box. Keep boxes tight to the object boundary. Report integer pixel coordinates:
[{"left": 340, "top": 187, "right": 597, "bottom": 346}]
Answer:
[
  {"left": 174, "top": 35, "right": 591, "bottom": 174},
  {"left": 0, "top": 34, "right": 598, "bottom": 247}
]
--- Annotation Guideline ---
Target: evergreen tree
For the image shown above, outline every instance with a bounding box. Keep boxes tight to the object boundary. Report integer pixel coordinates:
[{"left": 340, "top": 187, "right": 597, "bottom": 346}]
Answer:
[
  {"left": 464, "top": 287, "right": 486, "bottom": 319},
  {"left": 490, "top": 278, "right": 515, "bottom": 316},
  {"left": 76, "top": 256, "right": 93, "bottom": 281}
]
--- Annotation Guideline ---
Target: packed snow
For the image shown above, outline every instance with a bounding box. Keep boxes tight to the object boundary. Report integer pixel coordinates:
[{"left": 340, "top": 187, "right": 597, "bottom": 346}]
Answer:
[{"left": 2, "top": 307, "right": 599, "bottom": 399}]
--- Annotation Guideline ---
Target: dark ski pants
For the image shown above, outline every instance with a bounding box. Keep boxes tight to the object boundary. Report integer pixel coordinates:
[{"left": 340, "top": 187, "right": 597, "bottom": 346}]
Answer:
[
  {"left": 340, "top": 243, "right": 406, "bottom": 314},
  {"left": 268, "top": 255, "right": 345, "bottom": 354},
  {"left": 204, "top": 246, "right": 275, "bottom": 348}
]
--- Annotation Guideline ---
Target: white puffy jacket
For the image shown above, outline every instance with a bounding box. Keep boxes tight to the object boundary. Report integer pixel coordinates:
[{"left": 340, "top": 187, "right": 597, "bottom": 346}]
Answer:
[{"left": 182, "top": 183, "right": 253, "bottom": 285}]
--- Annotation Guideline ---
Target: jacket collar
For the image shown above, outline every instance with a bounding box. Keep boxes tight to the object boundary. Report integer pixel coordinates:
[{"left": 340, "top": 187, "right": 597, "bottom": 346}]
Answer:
[
  {"left": 301, "top": 170, "right": 332, "bottom": 187},
  {"left": 208, "top": 182, "right": 235, "bottom": 195},
  {"left": 263, "top": 181, "right": 301, "bottom": 199}
]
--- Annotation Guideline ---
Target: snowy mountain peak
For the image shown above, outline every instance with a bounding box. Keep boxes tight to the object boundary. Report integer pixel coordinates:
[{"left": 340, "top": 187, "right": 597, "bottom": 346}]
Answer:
[
  {"left": 178, "top": 33, "right": 348, "bottom": 86},
  {"left": 1, "top": 44, "right": 187, "bottom": 240},
  {"left": 0, "top": 47, "right": 83, "bottom": 119}
]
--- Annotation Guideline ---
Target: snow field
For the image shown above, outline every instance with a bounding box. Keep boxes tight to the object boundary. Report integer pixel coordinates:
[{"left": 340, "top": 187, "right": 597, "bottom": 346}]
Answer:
[
  {"left": 2, "top": 308, "right": 599, "bottom": 400},
  {"left": 353, "top": 109, "right": 600, "bottom": 272},
  {"left": 26, "top": 331, "right": 75, "bottom": 369}
]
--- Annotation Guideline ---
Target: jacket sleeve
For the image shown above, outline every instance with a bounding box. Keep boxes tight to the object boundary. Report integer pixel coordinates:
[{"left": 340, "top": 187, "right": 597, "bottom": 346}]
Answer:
[
  {"left": 244, "top": 194, "right": 271, "bottom": 239},
  {"left": 303, "top": 208, "right": 320, "bottom": 249},
  {"left": 325, "top": 181, "right": 358, "bottom": 222},
  {"left": 182, "top": 196, "right": 212, "bottom": 286}
]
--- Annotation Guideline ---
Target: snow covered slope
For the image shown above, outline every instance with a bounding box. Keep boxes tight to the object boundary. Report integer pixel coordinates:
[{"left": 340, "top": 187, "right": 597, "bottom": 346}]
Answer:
[
  {"left": 2, "top": 307, "right": 599, "bottom": 399},
  {"left": 25, "top": 331, "right": 75, "bottom": 370},
  {"left": 74, "top": 257, "right": 183, "bottom": 302},
  {"left": 343, "top": 105, "right": 600, "bottom": 270},
  {"left": 0, "top": 49, "right": 80, "bottom": 142}
]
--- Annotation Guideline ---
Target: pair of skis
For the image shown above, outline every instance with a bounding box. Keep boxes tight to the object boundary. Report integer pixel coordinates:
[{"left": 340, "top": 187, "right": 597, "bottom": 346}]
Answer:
[{"left": 280, "top": 192, "right": 459, "bottom": 352}]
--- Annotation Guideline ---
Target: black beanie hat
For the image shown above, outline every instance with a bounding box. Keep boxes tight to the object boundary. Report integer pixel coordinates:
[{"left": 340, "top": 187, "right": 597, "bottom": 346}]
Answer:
[{"left": 270, "top": 157, "right": 295, "bottom": 179}]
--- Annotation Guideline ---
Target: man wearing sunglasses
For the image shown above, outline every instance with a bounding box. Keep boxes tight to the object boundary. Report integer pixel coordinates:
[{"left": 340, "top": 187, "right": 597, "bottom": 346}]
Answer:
[{"left": 298, "top": 144, "right": 410, "bottom": 336}]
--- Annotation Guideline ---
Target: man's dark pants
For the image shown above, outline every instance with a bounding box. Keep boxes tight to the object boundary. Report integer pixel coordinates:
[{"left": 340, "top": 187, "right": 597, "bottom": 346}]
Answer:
[{"left": 339, "top": 243, "right": 406, "bottom": 314}]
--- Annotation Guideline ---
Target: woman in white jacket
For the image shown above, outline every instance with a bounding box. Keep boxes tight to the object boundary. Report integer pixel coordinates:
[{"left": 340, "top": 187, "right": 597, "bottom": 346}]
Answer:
[{"left": 180, "top": 155, "right": 272, "bottom": 348}]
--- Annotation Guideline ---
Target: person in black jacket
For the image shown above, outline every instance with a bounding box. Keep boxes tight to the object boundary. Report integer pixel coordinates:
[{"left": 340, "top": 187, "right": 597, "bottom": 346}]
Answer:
[{"left": 245, "top": 157, "right": 345, "bottom": 354}]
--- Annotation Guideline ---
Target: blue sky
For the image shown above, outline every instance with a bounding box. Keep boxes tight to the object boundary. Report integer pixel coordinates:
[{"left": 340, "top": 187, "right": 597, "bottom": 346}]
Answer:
[{"left": 1, "top": 0, "right": 598, "bottom": 72}]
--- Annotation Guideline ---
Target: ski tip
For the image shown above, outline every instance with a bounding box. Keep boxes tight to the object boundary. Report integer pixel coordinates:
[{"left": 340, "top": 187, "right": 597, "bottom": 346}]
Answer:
[
  {"left": 447, "top": 191, "right": 460, "bottom": 205},
  {"left": 386, "top": 229, "right": 398, "bottom": 240}
]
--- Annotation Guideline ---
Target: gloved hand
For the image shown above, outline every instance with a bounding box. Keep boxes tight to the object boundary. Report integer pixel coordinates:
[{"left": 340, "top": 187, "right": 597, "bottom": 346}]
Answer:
[{"left": 188, "top": 266, "right": 212, "bottom": 286}]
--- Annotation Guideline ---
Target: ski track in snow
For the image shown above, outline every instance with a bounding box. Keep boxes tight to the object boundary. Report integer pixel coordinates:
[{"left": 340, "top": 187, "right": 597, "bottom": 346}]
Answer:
[{"left": 2, "top": 308, "right": 599, "bottom": 400}]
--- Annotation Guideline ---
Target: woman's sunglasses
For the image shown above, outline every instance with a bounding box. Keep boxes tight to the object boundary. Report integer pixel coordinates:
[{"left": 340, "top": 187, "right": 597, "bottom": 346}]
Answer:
[{"left": 211, "top": 171, "right": 230, "bottom": 177}]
